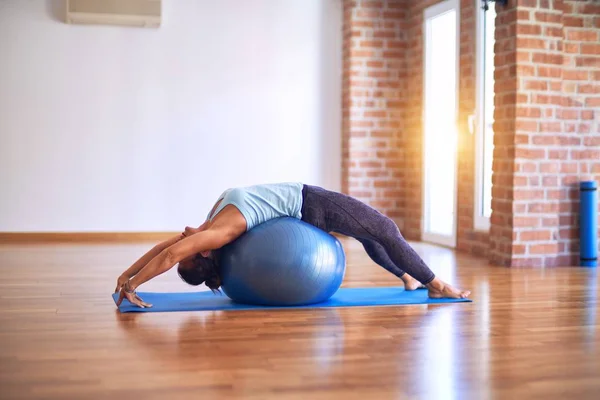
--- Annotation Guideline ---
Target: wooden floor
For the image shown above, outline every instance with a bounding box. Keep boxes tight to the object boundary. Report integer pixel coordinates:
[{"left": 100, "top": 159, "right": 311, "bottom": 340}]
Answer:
[{"left": 1, "top": 239, "right": 599, "bottom": 400}]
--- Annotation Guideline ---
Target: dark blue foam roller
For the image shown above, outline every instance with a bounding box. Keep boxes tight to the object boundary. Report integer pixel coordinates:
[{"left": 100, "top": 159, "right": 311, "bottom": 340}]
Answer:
[{"left": 580, "top": 181, "right": 598, "bottom": 267}]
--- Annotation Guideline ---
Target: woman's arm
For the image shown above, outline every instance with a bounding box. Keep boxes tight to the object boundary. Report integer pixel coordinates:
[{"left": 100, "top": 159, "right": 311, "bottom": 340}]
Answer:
[
  {"left": 118, "top": 215, "right": 214, "bottom": 285},
  {"left": 126, "top": 229, "right": 236, "bottom": 292},
  {"left": 118, "top": 205, "right": 247, "bottom": 303},
  {"left": 119, "top": 234, "right": 184, "bottom": 279}
]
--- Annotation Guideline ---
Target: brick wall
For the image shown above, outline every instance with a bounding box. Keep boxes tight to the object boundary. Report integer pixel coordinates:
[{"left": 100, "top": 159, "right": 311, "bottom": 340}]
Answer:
[
  {"left": 341, "top": 0, "right": 408, "bottom": 229},
  {"left": 558, "top": 0, "right": 600, "bottom": 265},
  {"left": 511, "top": 0, "right": 567, "bottom": 266},
  {"left": 489, "top": 0, "right": 518, "bottom": 266},
  {"left": 490, "top": 0, "right": 600, "bottom": 267}
]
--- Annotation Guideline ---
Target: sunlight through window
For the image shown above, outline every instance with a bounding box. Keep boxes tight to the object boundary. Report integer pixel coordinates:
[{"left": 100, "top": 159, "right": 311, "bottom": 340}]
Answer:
[{"left": 423, "top": 0, "right": 459, "bottom": 248}]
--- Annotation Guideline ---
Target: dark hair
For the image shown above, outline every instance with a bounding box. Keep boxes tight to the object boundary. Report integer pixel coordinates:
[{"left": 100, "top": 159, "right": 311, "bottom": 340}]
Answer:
[{"left": 177, "top": 254, "right": 222, "bottom": 293}]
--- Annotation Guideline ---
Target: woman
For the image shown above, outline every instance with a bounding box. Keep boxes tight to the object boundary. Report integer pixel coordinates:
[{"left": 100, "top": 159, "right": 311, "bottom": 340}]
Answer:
[{"left": 115, "top": 183, "right": 471, "bottom": 308}]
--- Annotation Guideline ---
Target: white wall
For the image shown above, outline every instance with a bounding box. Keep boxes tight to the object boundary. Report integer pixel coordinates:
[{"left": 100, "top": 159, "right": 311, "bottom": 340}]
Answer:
[{"left": 0, "top": 0, "right": 342, "bottom": 232}]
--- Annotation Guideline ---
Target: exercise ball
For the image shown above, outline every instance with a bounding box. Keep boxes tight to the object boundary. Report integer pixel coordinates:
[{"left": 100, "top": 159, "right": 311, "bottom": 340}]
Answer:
[{"left": 219, "top": 217, "right": 346, "bottom": 306}]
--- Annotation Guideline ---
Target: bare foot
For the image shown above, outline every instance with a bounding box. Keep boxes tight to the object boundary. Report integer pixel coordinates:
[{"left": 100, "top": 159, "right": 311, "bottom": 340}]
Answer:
[
  {"left": 402, "top": 274, "right": 426, "bottom": 291},
  {"left": 427, "top": 280, "right": 471, "bottom": 299}
]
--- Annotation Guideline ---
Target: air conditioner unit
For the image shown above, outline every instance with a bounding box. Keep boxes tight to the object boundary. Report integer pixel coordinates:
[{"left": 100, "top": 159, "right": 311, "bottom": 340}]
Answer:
[{"left": 65, "top": 0, "right": 161, "bottom": 28}]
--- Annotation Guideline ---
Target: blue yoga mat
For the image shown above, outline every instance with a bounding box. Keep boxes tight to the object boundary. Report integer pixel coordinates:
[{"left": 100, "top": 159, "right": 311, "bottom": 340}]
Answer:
[{"left": 112, "top": 287, "right": 472, "bottom": 313}]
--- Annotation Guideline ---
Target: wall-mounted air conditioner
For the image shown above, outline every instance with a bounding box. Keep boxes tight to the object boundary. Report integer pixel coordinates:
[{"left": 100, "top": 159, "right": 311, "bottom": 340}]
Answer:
[{"left": 65, "top": 0, "right": 161, "bottom": 28}]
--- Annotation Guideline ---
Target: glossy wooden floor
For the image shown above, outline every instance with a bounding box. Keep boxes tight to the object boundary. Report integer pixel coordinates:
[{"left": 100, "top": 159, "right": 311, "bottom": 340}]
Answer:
[{"left": 1, "top": 239, "right": 599, "bottom": 400}]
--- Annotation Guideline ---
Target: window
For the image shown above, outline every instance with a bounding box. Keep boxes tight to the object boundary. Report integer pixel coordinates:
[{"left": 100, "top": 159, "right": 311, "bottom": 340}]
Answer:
[{"left": 474, "top": 0, "right": 496, "bottom": 231}]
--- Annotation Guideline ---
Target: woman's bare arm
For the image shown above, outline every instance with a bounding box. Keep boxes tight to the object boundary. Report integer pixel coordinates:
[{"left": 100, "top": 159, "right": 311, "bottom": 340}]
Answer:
[
  {"left": 117, "top": 197, "right": 223, "bottom": 290},
  {"left": 124, "top": 205, "right": 246, "bottom": 293},
  {"left": 119, "top": 234, "right": 185, "bottom": 279},
  {"left": 118, "top": 199, "right": 222, "bottom": 282}
]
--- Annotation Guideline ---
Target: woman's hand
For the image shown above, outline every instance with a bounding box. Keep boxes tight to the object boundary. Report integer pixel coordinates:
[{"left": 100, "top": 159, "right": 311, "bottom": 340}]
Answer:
[
  {"left": 114, "top": 274, "right": 130, "bottom": 294},
  {"left": 116, "top": 281, "right": 152, "bottom": 308}
]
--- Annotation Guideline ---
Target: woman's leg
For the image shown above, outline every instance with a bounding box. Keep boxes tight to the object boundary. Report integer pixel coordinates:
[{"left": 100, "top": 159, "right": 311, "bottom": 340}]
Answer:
[
  {"left": 359, "top": 238, "right": 405, "bottom": 277},
  {"left": 300, "top": 185, "right": 470, "bottom": 299},
  {"left": 359, "top": 239, "right": 424, "bottom": 290},
  {"left": 301, "top": 185, "right": 435, "bottom": 284}
]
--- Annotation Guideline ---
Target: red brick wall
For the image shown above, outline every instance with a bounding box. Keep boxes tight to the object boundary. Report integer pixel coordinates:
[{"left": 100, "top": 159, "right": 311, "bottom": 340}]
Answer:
[
  {"left": 511, "top": 0, "right": 567, "bottom": 267},
  {"left": 558, "top": 0, "right": 600, "bottom": 266},
  {"left": 490, "top": 0, "right": 600, "bottom": 267},
  {"left": 341, "top": 0, "right": 408, "bottom": 229},
  {"left": 489, "top": 0, "right": 518, "bottom": 266}
]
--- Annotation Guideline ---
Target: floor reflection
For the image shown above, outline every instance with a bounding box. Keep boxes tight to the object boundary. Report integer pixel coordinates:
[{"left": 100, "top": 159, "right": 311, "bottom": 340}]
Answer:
[
  {"left": 115, "top": 307, "right": 347, "bottom": 373},
  {"left": 584, "top": 268, "right": 598, "bottom": 337},
  {"left": 410, "top": 280, "right": 493, "bottom": 399}
]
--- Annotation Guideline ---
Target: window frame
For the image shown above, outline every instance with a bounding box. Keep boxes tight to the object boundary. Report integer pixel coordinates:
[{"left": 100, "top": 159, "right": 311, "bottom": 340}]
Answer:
[{"left": 473, "top": 0, "right": 494, "bottom": 232}]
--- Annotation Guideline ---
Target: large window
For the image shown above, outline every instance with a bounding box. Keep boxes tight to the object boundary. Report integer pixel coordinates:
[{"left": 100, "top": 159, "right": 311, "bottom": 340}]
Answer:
[{"left": 474, "top": 1, "right": 496, "bottom": 231}]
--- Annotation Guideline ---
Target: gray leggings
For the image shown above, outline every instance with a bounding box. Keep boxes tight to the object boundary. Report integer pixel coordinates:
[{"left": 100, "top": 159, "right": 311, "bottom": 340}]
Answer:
[{"left": 300, "top": 185, "right": 436, "bottom": 285}]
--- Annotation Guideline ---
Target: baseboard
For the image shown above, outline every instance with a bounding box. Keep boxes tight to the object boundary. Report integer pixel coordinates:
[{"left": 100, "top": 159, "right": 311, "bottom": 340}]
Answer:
[
  {"left": 0, "top": 232, "right": 178, "bottom": 244},
  {"left": 1, "top": 231, "right": 346, "bottom": 244}
]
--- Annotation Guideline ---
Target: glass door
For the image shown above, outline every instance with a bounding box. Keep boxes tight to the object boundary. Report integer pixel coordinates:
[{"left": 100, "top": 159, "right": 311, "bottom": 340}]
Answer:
[{"left": 422, "top": 0, "right": 459, "bottom": 247}]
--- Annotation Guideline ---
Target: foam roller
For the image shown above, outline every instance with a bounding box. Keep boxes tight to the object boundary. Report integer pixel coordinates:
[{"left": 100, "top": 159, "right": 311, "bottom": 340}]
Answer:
[{"left": 580, "top": 181, "right": 598, "bottom": 267}]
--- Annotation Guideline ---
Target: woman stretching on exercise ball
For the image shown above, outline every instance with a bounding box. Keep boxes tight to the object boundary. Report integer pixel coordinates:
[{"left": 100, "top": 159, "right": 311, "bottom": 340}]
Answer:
[{"left": 115, "top": 182, "right": 471, "bottom": 308}]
